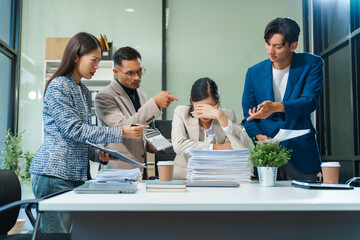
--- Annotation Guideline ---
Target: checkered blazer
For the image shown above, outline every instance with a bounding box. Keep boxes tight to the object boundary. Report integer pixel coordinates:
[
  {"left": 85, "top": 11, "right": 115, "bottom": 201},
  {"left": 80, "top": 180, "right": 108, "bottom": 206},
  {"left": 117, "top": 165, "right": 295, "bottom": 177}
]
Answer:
[{"left": 30, "top": 74, "right": 123, "bottom": 181}]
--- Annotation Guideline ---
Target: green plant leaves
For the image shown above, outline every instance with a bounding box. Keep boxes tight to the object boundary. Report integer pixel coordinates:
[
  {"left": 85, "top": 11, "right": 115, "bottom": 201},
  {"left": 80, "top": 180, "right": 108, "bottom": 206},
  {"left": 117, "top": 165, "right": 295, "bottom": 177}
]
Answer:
[
  {"left": 249, "top": 141, "right": 292, "bottom": 167},
  {"left": 1, "top": 129, "right": 35, "bottom": 184}
]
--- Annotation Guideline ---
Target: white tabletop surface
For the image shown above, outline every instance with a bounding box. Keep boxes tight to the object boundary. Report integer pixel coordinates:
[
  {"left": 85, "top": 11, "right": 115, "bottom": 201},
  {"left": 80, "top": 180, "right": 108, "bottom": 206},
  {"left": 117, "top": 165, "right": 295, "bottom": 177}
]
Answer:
[{"left": 39, "top": 181, "right": 360, "bottom": 212}]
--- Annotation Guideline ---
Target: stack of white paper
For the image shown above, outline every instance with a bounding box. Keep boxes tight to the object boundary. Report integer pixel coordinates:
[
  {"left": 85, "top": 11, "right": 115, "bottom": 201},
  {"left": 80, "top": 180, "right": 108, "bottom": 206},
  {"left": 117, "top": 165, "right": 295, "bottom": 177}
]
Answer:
[
  {"left": 95, "top": 168, "right": 142, "bottom": 182},
  {"left": 186, "top": 149, "right": 251, "bottom": 182}
]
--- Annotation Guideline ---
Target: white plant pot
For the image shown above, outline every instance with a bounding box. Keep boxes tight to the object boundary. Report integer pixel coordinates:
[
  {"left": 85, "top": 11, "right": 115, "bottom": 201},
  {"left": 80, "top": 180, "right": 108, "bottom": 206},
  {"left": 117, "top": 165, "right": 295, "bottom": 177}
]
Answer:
[{"left": 258, "top": 166, "right": 278, "bottom": 187}]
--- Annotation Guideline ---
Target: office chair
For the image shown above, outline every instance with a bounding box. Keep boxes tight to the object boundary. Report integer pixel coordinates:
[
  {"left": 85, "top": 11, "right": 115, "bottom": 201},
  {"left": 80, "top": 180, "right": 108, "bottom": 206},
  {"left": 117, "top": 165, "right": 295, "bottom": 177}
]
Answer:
[
  {"left": 0, "top": 169, "right": 71, "bottom": 240},
  {"left": 154, "top": 120, "right": 176, "bottom": 177}
]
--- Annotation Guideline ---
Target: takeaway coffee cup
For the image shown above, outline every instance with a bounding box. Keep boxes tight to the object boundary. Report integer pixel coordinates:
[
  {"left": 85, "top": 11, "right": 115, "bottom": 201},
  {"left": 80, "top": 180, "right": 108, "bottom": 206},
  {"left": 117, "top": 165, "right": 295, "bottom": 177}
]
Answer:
[
  {"left": 321, "top": 162, "right": 341, "bottom": 184},
  {"left": 157, "top": 161, "right": 174, "bottom": 181}
]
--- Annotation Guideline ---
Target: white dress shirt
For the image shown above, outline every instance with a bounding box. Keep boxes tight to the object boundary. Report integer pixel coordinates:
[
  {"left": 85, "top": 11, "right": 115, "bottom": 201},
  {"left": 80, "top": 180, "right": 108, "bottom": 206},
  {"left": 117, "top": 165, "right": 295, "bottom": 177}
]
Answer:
[{"left": 199, "top": 119, "right": 232, "bottom": 149}]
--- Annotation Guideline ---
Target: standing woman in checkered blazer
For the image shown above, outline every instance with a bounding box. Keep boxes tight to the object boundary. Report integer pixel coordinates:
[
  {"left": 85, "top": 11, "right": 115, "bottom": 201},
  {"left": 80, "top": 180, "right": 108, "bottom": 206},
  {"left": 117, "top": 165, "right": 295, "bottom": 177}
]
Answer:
[{"left": 29, "top": 32, "right": 148, "bottom": 233}]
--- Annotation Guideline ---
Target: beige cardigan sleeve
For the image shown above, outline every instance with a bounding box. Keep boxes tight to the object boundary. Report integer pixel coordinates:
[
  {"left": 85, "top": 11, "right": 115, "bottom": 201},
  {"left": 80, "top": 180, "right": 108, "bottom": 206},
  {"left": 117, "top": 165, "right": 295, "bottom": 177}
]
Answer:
[{"left": 221, "top": 109, "right": 250, "bottom": 149}]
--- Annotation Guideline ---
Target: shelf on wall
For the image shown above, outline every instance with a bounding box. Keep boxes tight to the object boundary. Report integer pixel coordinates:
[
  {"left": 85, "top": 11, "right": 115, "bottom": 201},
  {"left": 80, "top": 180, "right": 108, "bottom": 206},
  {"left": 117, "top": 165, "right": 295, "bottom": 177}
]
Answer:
[{"left": 44, "top": 60, "right": 114, "bottom": 85}]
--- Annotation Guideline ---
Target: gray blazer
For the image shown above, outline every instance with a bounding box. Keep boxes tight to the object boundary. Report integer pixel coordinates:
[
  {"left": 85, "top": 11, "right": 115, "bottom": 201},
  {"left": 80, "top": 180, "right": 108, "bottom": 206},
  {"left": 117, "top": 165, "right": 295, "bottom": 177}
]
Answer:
[
  {"left": 95, "top": 79, "right": 162, "bottom": 169},
  {"left": 171, "top": 105, "right": 249, "bottom": 180}
]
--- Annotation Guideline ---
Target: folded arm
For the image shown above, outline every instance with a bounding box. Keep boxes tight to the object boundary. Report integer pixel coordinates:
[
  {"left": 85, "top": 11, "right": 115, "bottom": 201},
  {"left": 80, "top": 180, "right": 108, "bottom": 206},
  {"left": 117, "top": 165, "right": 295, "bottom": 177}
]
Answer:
[{"left": 220, "top": 111, "right": 249, "bottom": 149}]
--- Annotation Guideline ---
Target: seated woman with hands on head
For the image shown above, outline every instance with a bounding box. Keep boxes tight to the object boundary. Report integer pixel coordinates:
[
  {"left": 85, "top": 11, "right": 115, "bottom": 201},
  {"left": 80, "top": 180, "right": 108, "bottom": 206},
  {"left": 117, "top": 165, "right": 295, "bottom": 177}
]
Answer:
[{"left": 171, "top": 77, "right": 249, "bottom": 180}]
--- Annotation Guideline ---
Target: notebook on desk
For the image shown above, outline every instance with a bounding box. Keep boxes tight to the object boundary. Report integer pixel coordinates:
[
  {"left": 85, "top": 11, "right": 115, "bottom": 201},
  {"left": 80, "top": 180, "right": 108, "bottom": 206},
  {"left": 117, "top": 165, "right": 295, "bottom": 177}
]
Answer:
[
  {"left": 291, "top": 180, "right": 354, "bottom": 190},
  {"left": 74, "top": 182, "right": 138, "bottom": 194}
]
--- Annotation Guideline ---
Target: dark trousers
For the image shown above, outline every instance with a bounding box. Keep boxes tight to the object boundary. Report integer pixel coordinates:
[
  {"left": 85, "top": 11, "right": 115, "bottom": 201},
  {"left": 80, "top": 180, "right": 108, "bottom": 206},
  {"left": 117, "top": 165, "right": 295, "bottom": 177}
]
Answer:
[
  {"left": 31, "top": 174, "right": 84, "bottom": 233},
  {"left": 277, "top": 161, "right": 318, "bottom": 181}
]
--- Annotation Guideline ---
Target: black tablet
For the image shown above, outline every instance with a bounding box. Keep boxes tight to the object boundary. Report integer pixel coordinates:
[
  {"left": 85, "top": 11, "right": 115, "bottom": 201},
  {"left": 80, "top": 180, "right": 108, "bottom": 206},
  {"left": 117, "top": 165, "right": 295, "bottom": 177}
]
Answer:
[
  {"left": 85, "top": 140, "right": 146, "bottom": 168},
  {"left": 291, "top": 180, "right": 354, "bottom": 190}
]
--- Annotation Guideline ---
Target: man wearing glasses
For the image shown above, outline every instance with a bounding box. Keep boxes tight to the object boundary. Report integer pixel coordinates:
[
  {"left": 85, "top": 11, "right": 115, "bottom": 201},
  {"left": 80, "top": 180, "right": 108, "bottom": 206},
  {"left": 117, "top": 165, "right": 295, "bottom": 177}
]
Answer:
[{"left": 95, "top": 46, "right": 179, "bottom": 175}]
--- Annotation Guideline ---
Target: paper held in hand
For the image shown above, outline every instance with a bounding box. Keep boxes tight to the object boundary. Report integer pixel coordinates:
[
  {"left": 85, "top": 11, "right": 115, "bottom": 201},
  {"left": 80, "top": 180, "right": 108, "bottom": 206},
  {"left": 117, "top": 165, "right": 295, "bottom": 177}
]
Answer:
[{"left": 256, "top": 129, "right": 311, "bottom": 143}]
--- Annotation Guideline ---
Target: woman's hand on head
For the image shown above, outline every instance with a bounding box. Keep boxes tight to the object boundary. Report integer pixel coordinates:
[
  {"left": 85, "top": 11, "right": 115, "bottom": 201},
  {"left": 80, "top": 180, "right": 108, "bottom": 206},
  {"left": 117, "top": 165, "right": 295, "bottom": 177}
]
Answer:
[
  {"left": 122, "top": 124, "right": 149, "bottom": 139},
  {"left": 191, "top": 104, "right": 222, "bottom": 120},
  {"left": 192, "top": 104, "right": 229, "bottom": 127}
]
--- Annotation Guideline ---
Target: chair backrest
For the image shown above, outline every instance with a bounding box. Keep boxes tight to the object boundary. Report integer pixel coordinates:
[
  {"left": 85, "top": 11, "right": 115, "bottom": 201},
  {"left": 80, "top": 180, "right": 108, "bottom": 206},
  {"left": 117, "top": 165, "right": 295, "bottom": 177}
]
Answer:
[
  {"left": 155, "top": 120, "right": 172, "bottom": 139},
  {"left": 154, "top": 120, "right": 176, "bottom": 176},
  {"left": 0, "top": 169, "right": 21, "bottom": 235}
]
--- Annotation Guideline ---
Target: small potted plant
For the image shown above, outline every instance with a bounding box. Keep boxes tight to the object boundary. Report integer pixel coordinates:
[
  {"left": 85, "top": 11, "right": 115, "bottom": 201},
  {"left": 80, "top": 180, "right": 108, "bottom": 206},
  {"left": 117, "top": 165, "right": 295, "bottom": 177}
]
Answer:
[
  {"left": 1, "top": 129, "right": 35, "bottom": 234},
  {"left": 1, "top": 129, "right": 35, "bottom": 184},
  {"left": 249, "top": 141, "right": 291, "bottom": 187}
]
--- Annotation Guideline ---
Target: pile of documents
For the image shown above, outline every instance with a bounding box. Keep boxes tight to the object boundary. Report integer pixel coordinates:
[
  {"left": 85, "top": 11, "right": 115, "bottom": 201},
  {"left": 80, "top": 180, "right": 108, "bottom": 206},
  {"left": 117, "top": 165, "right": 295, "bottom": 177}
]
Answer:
[
  {"left": 95, "top": 168, "right": 142, "bottom": 182},
  {"left": 146, "top": 180, "right": 186, "bottom": 192},
  {"left": 186, "top": 149, "right": 251, "bottom": 182}
]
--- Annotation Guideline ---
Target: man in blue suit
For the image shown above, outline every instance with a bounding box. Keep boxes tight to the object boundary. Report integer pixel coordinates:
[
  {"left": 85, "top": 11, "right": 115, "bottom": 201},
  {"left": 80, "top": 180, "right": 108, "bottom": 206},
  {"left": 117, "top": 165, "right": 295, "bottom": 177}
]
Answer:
[{"left": 242, "top": 17, "right": 323, "bottom": 181}]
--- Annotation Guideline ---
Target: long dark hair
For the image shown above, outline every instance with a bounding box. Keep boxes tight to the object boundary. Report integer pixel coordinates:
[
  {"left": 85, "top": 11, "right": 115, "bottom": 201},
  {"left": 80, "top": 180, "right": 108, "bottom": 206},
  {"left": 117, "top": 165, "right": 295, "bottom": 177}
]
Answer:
[
  {"left": 189, "top": 77, "right": 220, "bottom": 116},
  {"left": 44, "top": 32, "right": 101, "bottom": 94}
]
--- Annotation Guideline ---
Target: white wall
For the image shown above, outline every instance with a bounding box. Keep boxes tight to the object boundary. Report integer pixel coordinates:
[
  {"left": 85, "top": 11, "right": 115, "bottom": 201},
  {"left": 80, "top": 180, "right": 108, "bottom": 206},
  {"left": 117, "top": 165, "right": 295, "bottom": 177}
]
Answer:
[{"left": 166, "top": 0, "right": 303, "bottom": 120}]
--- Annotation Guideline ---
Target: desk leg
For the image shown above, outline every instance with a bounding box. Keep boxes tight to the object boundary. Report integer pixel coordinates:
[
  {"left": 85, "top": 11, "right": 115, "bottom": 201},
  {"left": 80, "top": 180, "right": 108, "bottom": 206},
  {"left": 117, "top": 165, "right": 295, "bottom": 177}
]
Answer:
[{"left": 72, "top": 211, "right": 360, "bottom": 240}]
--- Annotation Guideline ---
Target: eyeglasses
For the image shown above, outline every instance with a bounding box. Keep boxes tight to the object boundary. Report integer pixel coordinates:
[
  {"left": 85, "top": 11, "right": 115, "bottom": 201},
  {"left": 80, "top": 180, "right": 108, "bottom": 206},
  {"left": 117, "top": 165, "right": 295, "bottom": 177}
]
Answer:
[{"left": 119, "top": 67, "right": 146, "bottom": 79}]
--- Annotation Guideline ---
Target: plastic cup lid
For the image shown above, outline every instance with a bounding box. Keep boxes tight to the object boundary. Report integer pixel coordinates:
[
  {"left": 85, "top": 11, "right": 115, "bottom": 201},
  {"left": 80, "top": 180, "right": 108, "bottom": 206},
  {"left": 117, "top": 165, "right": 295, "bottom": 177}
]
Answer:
[
  {"left": 321, "top": 162, "right": 341, "bottom": 167},
  {"left": 157, "top": 161, "right": 174, "bottom": 166}
]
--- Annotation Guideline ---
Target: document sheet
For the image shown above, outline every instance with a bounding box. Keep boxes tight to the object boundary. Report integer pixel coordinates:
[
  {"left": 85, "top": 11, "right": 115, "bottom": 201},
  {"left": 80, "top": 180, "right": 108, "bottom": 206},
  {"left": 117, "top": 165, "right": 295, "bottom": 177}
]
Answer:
[{"left": 257, "top": 129, "right": 310, "bottom": 143}]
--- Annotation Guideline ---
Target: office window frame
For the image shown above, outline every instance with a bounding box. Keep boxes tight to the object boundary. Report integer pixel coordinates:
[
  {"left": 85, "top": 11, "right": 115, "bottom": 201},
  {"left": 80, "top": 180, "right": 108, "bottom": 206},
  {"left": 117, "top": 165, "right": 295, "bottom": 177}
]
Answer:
[
  {"left": 303, "top": 0, "right": 360, "bottom": 180},
  {"left": 0, "top": 0, "right": 22, "bottom": 135}
]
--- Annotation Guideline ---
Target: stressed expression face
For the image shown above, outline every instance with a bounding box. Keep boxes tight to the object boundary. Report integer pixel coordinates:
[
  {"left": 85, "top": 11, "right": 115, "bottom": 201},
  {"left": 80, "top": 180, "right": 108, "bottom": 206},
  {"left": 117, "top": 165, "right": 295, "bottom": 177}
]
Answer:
[
  {"left": 265, "top": 33, "right": 296, "bottom": 66},
  {"left": 192, "top": 97, "right": 219, "bottom": 123},
  {"left": 113, "top": 58, "right": 143, "bottom": 89},
  {"left": 74, "top": 48, "right": 101, "bottom": 80}
]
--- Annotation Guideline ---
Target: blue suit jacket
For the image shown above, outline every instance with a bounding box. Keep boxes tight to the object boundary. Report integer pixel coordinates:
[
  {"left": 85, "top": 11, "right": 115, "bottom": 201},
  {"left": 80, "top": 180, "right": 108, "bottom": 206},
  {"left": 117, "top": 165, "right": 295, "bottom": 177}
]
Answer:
[{"left": 242, "top": 52, "right": 323, "bottom": 173}]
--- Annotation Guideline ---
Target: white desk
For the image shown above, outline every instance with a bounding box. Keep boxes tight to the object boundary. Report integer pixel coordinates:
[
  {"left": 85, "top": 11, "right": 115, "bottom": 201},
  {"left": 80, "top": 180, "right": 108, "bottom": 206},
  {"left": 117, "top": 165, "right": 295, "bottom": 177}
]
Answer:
[{"left": 39, "top": 181, "right": 360, "bottom": 240}]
